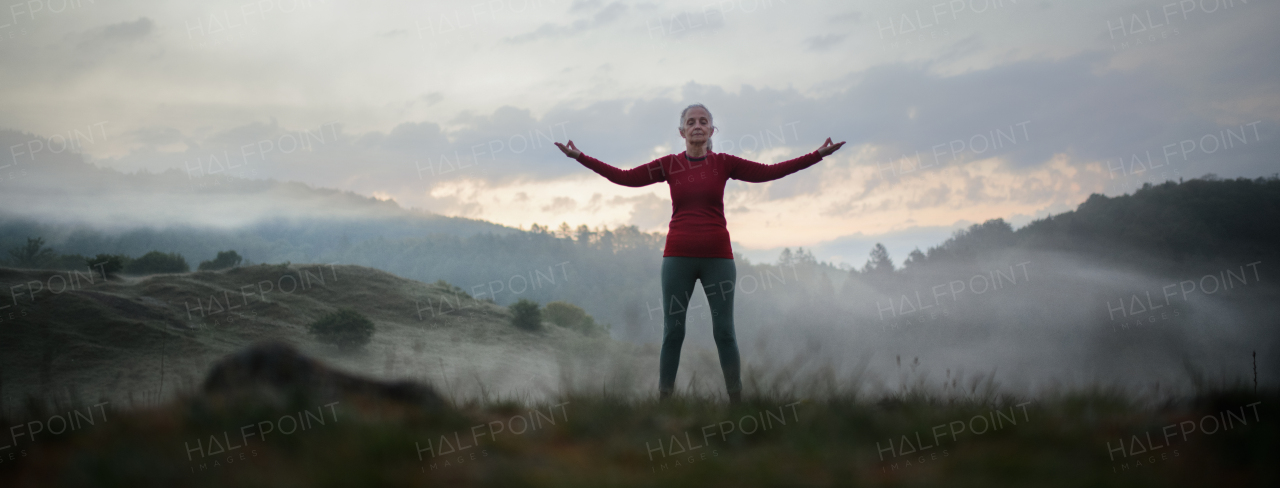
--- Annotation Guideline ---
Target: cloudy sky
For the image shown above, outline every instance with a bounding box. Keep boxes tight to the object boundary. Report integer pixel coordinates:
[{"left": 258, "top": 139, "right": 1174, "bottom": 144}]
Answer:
[{"left": 1, "top": 0, "right": 1276, "bottom": 267}]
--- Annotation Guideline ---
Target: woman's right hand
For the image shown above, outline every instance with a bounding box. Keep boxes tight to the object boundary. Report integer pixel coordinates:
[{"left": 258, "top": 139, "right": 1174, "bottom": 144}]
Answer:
[{"left": 555, "top": 140, "right": 582, "bottom": 159}]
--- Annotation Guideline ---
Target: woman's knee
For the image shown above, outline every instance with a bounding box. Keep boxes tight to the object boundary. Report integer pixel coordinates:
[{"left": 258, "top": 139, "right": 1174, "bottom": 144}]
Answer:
[
  {"left": 663, "top": 322, "right": 686, "bottom": 340},
  {"left": 711, "top": 326, "right": 737, "bottom": 344}
]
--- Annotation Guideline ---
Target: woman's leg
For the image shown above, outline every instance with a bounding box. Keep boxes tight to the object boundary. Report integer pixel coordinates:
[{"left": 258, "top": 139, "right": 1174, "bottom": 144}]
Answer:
[
  {"left": 701, "top": 258, "right": 741, "bottom": 402},
  {"left": 659, "top": 256, "right": 699, "bottom": 398}
]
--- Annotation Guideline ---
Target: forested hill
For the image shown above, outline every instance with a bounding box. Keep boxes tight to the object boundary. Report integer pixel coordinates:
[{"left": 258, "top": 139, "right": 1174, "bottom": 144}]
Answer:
[{"left": 899, "top": 176, "right": 1280, "bottom": 273}]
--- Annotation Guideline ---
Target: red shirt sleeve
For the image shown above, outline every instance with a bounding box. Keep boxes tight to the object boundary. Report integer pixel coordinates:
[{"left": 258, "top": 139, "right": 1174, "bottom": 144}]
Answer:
[
  {"left": 575, "top": 152, "right": 667, "bottom": 187},
  {"left": 726, "top": 151, "right": 824, "bottom": 183}
]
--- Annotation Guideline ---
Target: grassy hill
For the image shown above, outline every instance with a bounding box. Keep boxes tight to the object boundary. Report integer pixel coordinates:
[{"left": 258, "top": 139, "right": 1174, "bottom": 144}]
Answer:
[{"left": 0, "top": 263, "right": 639, "bottom": 410}]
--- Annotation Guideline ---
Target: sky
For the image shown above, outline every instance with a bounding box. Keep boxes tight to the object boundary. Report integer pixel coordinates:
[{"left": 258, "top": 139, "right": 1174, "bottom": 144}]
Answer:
[{"left": 1, "top": 0, "right": 1277, "bottom": 268}]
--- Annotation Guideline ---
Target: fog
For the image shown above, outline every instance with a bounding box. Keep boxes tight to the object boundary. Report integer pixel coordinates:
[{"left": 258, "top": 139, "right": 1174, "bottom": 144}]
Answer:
[{"left": 1, "top": 128, "right": 1276, "bottom": 407}]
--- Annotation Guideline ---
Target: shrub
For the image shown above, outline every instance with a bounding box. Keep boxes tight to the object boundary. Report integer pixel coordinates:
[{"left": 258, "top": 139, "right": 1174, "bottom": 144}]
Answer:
[
  {"left": 124, "top": 251, "right": 189, "bottom": 275},
  {"left": 308, "top": 308, "right": 376, "bottom": 352},
  {"left": 198, "top": 250, "right": 243, "bottom": 271},
  {"left": 508, "top": 298, "right": 542, "bottom": 331},
  {"left": 544, "top": 301, "right": 606, "bottom": 335},
  {"left": 86, "top": 254, "right": 129, "bottom": 277}
]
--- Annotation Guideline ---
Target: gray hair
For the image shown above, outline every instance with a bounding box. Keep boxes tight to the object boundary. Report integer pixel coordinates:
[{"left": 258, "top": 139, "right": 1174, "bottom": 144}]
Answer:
[{"left": 678, "top": 103, "right": 714, "bottom": 151}]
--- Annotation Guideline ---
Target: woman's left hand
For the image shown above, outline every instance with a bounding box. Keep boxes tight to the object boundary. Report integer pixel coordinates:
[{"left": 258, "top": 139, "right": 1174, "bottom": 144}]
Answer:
[{"left": 816, "top": 137, "right": 845, "bottom": 157}]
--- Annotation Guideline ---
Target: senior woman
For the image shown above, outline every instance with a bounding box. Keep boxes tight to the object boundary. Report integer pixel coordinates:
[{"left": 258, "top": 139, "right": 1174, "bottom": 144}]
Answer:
[{"left": 555, "top": 103, "right": 844, "bottom": 402}]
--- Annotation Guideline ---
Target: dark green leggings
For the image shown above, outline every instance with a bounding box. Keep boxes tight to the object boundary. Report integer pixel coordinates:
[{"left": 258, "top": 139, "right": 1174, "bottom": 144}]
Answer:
[{"left": 659, "top": 256, "right": 741, "bottom": 397}]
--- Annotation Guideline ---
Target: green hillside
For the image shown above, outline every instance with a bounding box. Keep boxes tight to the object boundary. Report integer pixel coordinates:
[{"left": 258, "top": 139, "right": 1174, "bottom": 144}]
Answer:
[{"left": 0, "top": 263, "right": 626, "bottom": 408}]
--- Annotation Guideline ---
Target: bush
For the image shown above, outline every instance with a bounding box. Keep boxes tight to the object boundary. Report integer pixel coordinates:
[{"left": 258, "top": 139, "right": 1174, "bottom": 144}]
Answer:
[
  {"left": 198, "top": 250, "right": 243, "bottom": 271},
  {"left": 508, "top": 298, "right": 542, "bottom": 331},
  {"left": 308, "top": 308, "right": 376, "bottom": 352},
  {"left": 86, "top": 254, "right": 129, "bottom": 277},
  {"left": 124, "top": 251, "right": 189, "bottom": 275},
  {"left": 544, "top": 301, "right": 607, "bottom": 335}
]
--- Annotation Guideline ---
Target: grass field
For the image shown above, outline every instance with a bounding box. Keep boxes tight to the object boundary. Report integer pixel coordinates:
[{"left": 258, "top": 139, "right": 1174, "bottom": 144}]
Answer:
[{"left": 0, "top": 363, "right": 1274, "bottom": 487}]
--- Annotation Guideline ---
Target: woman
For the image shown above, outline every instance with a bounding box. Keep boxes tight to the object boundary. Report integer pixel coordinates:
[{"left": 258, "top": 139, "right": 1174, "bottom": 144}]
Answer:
[{"left": 554, "top": 103, "right": 844, "bottom": 402}]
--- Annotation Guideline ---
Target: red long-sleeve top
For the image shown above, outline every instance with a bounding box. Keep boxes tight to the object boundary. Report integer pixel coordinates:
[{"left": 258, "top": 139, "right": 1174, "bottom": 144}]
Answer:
[{"left": 574, "top": 149, "right": 825, "bottom": 258}]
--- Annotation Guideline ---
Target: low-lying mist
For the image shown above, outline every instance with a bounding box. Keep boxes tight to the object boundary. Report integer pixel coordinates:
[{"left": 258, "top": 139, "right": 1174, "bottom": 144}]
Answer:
[{"left": 1, "top": 127, "right": 1274, "bottom": 407}]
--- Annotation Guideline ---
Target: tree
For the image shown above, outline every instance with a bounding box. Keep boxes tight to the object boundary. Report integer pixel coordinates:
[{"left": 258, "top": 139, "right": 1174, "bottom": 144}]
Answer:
[
  {"left": 598, "top": 228, "right": 614, "bottom": 253},
  {"left": 125, "top": 251, "right": 190, "bottom": 275},
  {"left": 544, "top": 301, "right": 607, "bottom": 335},
  {"left": 926, "top": 219, "right": 1015, "bottom": 262},
  {"left": 6, "top": 237, "right": 55, "bottom": 268},
  {"left": 308, "top": 308, "right": 376, "bottom": 352},
  {"left": 794, "top": 247, "right": 818, "bottom": 265},
  {"left": 778, "top": 247, "right": 795, "bottom": 267},
  {"left": 86, "top": 254, "right": 129, "bottom": 278},
  {"left": 576, "top": 224, "right": 594, "bottom": 246},
  {"left": 903, "top": 248, "right": 927, "bottom": 270},
  {"left": 861, "top": 243, "right": 895, "bottom": 275},
  {"left": 198, "top": 250, "right": 243, "bottom": 271},
  {"left": 508, "top": 298, "right": 542, "bottom": 331}
]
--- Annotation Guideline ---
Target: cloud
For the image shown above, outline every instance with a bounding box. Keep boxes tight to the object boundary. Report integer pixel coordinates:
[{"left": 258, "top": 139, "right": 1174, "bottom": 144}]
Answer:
[
  {"left": 79, "top": 17, "right": 154, "bottom": 49},
  {"left": 84, "top": 42, "right": 1279, "bottom": 224},
  {"left": 541, "top": 196, "right": 578, "bottom": 212},
  {"left": 504, "top": 2, "right": 629, "bottom": 43},
  {"left": 570, "top": 0, "right": 604, "bottom": 12},
  {"left": 100, "top": 17, "right": 154, "bottom": 41},
  {"left": 804, "top": 34, "right": 846, "bottom": 52},
  {"left": 830, "top": 11, "right": 862, "bottom": 23},
  {"left": 2, "top": 0, "right": 1277, "bottom": 259},
  {"left": 126, "top": 126, "right": 183, "bottom": 146},
  {"left": 609, "top": 193, "right": 669, "bottom": 230}
]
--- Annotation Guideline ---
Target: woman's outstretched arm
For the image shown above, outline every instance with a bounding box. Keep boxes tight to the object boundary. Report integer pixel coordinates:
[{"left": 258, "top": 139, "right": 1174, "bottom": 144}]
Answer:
[
  {"left": 728, "top": 137, "right": 846, "bottom": 183},
  {"left": 556, "top": 140, "right": 665, "bottom": 187}
]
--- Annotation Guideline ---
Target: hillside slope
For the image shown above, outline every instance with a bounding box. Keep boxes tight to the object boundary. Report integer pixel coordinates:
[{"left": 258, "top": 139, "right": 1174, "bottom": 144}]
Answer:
[
  {"left": 0, "top": 263, "right": 632, "bottom": 407},
  {"left": 912, "top": 177, "right": 1280, "bottom": 270}
]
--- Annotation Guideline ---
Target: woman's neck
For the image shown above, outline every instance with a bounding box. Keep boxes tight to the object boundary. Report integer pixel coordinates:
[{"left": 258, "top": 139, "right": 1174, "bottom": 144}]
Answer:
[{"left": 685, "top": 143, "right": 708, "bottom": 159}]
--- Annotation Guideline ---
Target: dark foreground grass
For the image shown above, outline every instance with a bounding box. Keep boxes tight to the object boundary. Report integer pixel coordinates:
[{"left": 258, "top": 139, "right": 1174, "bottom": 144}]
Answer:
[{"left": 0, "top": 385, "right": 1274, "bottom": 488}]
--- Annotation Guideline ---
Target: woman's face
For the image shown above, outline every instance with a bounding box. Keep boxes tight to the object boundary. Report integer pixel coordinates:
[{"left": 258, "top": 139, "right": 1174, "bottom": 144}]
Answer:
[{"left": 679, "top": 107, "right": 713, "bottom": 146}]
